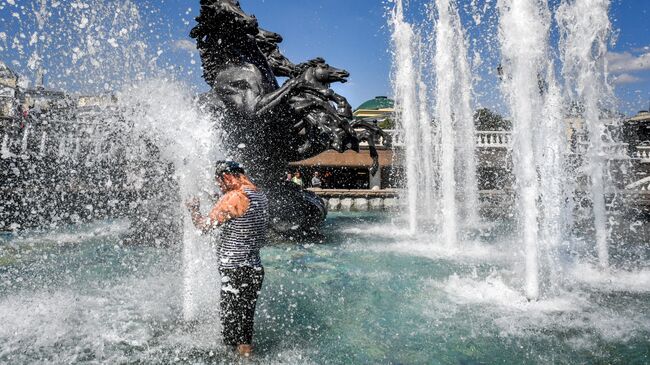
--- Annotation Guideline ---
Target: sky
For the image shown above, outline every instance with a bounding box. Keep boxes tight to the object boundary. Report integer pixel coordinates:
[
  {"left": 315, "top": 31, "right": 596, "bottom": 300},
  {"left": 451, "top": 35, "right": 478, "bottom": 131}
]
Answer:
[{"left": 0, "top": 0, "right": 648, "bottom": 116}]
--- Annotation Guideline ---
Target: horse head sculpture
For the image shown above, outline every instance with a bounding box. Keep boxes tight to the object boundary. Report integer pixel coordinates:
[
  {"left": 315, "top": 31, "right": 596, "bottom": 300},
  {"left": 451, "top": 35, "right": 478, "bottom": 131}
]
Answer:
[
  {"left": 256, "top": 29, "right": 296, "bottom": 78},
  {"left": 295, "top": 58, "right": 350, "bottom": 86}
]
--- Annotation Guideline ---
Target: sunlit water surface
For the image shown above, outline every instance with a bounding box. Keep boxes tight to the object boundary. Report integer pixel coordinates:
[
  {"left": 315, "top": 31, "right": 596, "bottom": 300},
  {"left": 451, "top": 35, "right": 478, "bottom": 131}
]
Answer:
[{"left": 1, "top": 213, "right": 649, "bottom": 364}]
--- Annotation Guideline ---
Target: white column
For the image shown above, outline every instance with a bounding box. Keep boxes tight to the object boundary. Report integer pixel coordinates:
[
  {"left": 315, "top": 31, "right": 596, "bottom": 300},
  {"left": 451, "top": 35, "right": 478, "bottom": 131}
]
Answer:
[{"left": 369, "top": 168, "right": 381, "bottom": 190}]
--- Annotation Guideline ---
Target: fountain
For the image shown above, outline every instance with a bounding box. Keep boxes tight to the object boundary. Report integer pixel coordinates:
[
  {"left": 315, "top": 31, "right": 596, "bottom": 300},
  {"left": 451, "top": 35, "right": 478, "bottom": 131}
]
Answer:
[
  {"left": 557, "top": 0, "right": 615, "bottom": 270},
  {"left": 390, "top": 0, "right": 422, "bottom": 233},
  {"left": 117, "top": 80, "right": 222, "bottom": 320},
  {"left": 497, "top": 0, "right": 557, "bottom": 300},
  {"left": 0, "top": 0, "right": 648, "bottom": 363},
  {"left": 391, "top": 0, "right": 479, "bottom": 243},
  {"left": 391, "top": 0, "right": 622, "bottom": 300}
]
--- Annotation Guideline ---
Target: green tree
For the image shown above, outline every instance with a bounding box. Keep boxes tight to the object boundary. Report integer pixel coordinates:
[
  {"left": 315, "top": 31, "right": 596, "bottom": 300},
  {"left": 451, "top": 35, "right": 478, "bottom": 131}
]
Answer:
[
  {"left": 474, "top": 108, "right": 511, "bottom": 131},
  {"left": 378, "top": 117, "right": 395, "bottom": 129}
]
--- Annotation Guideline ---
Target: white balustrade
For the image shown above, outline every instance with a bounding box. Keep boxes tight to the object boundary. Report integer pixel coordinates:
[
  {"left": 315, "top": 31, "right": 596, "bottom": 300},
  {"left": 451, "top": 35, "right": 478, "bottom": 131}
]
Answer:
[
  {"left": 1, "top": 133, "right": 15, "bottom": 159},
  {"left": 20, "top": 126, "right": 30, "bottom": 154},
  {"left": 39, "top": 132, "right": 47, "bottom": 156},
  {"left": 603, "top": 143, "right": 629, "bottom": 158},
  {"left": 626, "top": 177, "right": 650, "bottom": 191},
  {"left": 384, "top": 129, "right": 404, "bottom": 147},
  {"left": 476, "top": 131, "right": 511, "bottom": 148},
  {"left": 637, "top": 146, "right": 650, "bottom": 162},
  {"left": 355, "top": 129, "right": 402, "bottom": 148}
]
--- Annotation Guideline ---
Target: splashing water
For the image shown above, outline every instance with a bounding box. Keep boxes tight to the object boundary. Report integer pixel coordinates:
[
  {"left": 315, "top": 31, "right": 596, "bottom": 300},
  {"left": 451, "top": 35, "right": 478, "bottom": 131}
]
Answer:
[
  {"left": 390, "top": 0, "right": 479, "bottom": 245},
  {"left": 2, "top": 0, "right": 221, "bottom": 320},
  {"left": 557, "top": 0, "right": 615, "bottom": 270},
  {"left": 391, "top": 0, "right": 621, "bottom": 300},
  {"left": 496, "top": 0, "right": 555, "bottom": 300},
  {"left": 431, "top": 0, "right": 479, "bottom": 245},
  {"left": 2, "top": 0, "right": 170, "bottom": 92},
  {"left": 0, "top": 0, "right": 647, "bottom": 362},
  {"left": 117, "top": 79, "right": 222, "bottom": 320},
  {"left": 390, "top": 1, "right": 421, "bottom": 234}
]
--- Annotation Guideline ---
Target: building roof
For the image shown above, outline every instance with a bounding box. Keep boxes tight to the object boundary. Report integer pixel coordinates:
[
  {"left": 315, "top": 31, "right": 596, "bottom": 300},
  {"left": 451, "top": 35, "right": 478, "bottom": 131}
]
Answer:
[
  {"left": 629, "top": 111, "right": 650, "bottom": 123},
  {"left": 0, "top": 61, "right": 18, "bottom": 80},
  {"left": 353, "top": 96, "right": 394, "bottom": 119},
  {"left": 290, "top": 149, "right": 395, "bottom": 168},
  {"left": 355, "top": 96, "right": 394, "bottom": 111}
]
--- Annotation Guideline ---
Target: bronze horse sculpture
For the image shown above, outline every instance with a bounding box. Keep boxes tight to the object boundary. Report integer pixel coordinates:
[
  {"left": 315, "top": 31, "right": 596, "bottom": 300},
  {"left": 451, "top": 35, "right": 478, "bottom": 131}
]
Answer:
[{"left": 191, "top": 0, "right": 389, "bottom": 236}]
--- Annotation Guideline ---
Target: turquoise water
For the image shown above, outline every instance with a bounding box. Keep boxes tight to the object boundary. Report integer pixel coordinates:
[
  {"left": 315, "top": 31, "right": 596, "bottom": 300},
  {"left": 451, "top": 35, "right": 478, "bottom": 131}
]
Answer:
[{"left": 1, "top": 213, "right": 649, "bottom": 364}]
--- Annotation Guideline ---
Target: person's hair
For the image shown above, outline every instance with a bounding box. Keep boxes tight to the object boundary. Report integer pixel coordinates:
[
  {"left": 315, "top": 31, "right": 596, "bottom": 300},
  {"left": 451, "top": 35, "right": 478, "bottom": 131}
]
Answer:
[
  {"left": 217, "top": 172, "right": 241, "bottom": 179},
  {"left": 215, "top": 160, "right": 245, "bottom": 178}
]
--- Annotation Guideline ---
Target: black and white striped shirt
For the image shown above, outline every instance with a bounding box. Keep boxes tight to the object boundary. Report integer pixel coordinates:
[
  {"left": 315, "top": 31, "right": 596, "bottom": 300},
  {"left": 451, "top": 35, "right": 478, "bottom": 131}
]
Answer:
[{"left": 218, "top": 188, "right": 268, "bottom": 269}]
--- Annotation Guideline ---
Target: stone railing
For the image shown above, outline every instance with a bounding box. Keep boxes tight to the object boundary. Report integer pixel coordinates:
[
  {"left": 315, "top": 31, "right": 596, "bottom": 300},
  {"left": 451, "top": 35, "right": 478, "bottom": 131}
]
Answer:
[
  {"left": 574, "top": 142, "right": 629, "bottom": 158},
  {"left": 374, "top": 130, "right": 513, "bottom": 149},
  {"left": 359, "top": 130, "right": 632, "bottom": 156},
  {"left": 636, "top": 146, "right": 650, "bottom": 163},
  {"left": 626, "top": 177, "right": 650, "bottom": 191},
  {"left": 609, "top": 143, "right": 629, "bottom": 157},
  {"left": 476, "top": 131, "right": 511, "bottom": 148},
  {"left": 357, "top": 129, "right": 402, "bottom": 148}
]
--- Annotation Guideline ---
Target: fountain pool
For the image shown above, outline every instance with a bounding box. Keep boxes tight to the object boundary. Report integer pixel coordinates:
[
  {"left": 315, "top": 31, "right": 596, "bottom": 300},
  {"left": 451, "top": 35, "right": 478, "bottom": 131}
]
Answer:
[{"left": 1, "top": 213, "right": 648, "bottom": 364}]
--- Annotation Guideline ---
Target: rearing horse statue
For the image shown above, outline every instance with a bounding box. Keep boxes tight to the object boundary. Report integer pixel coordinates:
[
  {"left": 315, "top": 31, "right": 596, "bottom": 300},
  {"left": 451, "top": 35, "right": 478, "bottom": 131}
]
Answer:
[{"left": 191, "top": 0, "right": 389, "bottom": 237}]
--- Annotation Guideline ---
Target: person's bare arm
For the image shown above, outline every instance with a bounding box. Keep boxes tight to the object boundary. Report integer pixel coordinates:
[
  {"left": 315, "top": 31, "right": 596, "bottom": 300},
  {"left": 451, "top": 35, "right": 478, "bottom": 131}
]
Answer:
[
  {"left": 186, "top": 198, "right": 211, "bottom": 233},
  {"left": 187, "top": 192, "right": 250, "bottom": 234}
]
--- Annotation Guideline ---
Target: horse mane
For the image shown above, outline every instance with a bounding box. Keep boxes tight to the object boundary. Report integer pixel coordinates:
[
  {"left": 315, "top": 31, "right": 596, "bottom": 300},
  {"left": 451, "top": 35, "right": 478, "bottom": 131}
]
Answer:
[
  {"left": 294, "top": 57, "right": 327, "bottom": 76},
  {"left": 191, "top": 0, "right": 275, "bottom": 87}
]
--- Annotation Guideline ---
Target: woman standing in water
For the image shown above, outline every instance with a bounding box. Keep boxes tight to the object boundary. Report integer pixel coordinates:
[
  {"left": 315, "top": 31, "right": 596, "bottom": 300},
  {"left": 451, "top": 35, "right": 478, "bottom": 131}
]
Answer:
[{"left": 187, "top": 160, "right": 269, "bottom": 358}]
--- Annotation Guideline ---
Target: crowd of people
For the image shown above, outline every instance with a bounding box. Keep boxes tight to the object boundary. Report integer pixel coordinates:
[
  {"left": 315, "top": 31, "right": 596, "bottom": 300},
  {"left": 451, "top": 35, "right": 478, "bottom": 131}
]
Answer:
[{"left": 286, "top": 170, "right": 328, "bottom": 189}]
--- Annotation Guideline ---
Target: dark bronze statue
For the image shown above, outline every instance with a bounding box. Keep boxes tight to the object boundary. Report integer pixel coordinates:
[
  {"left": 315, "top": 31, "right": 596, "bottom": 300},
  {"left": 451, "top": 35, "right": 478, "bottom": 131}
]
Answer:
[{"left": 191, "top": 0, "right": 388, "bottom": 236}]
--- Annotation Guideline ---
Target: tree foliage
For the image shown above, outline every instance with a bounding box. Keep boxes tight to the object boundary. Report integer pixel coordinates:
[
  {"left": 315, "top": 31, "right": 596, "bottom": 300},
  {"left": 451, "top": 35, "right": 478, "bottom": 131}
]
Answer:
[{"left": 474, "top": 108, "right": 511, "bottom": 131}]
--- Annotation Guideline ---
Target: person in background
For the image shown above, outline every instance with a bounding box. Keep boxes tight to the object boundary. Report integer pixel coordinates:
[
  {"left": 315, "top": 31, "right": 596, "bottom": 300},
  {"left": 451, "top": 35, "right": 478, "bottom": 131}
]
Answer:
[
  {"left": 323, "top": 171, "right": 333, "bottom": 189},
  {"left": 291, "top": 171, "right": 304, "bottom": 188},
  {"left": 186, "top": 161, "right": 268, "bottom": 358},
  {"left": 286, "top": 172, "right": 293, "bottom": 182},
  {"left": 311, "top": 171, "right": 322, "bottom": 189}
]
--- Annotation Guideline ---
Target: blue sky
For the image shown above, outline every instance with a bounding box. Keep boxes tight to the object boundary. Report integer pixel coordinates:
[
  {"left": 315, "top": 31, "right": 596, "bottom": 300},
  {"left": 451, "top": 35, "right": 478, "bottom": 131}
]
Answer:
[{"left": 0, "top": 0, "right": 648, "bottom": 115}]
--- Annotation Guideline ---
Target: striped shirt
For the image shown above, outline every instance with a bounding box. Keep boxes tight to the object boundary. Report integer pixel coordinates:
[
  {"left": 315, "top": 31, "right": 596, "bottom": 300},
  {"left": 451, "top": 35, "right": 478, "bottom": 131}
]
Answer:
[{"left": 218, "top": 188, "right": 268, "bottom": 269}]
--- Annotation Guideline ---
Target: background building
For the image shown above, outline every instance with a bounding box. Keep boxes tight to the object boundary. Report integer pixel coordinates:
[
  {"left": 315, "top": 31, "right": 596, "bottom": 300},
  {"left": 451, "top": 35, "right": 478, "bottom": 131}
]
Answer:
[
  {"left": 290, "top": 96, "right": 399, "bottom": 191},
  {"left": 353, "top": 96, "right": 394, "bottom": 126},
  {"left": 0, "top": 61, "right": 18, "bottom": 120}
]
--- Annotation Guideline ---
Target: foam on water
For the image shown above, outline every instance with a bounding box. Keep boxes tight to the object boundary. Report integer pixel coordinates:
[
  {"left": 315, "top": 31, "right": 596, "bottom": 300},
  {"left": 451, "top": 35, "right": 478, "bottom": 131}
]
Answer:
[
  {"left": 0, "top": 272, "right": 193, "bottom": 363},
  {"left": 360, "top": 239, "right": 513, "bottom": 264},
  {"left": 339, "top": 223, "right": 414, "bottom": 238},
  {"left": 0, "top": 220, "right": 131, "bottom": 246},
  {"left": 335, "top": 213, "right": 649, "bottom": 356},
  {"left": 341, "top": 220, "right": 514, "bottom": 263},
  {"left": 428, "top": 272, "right": 650, "bottom": 344},
  {"left": 569, "top": 263, "right": 650, "bottom": 293},
  {"left": 439, "top": 274, "right": 587, "bottom": 312}
]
